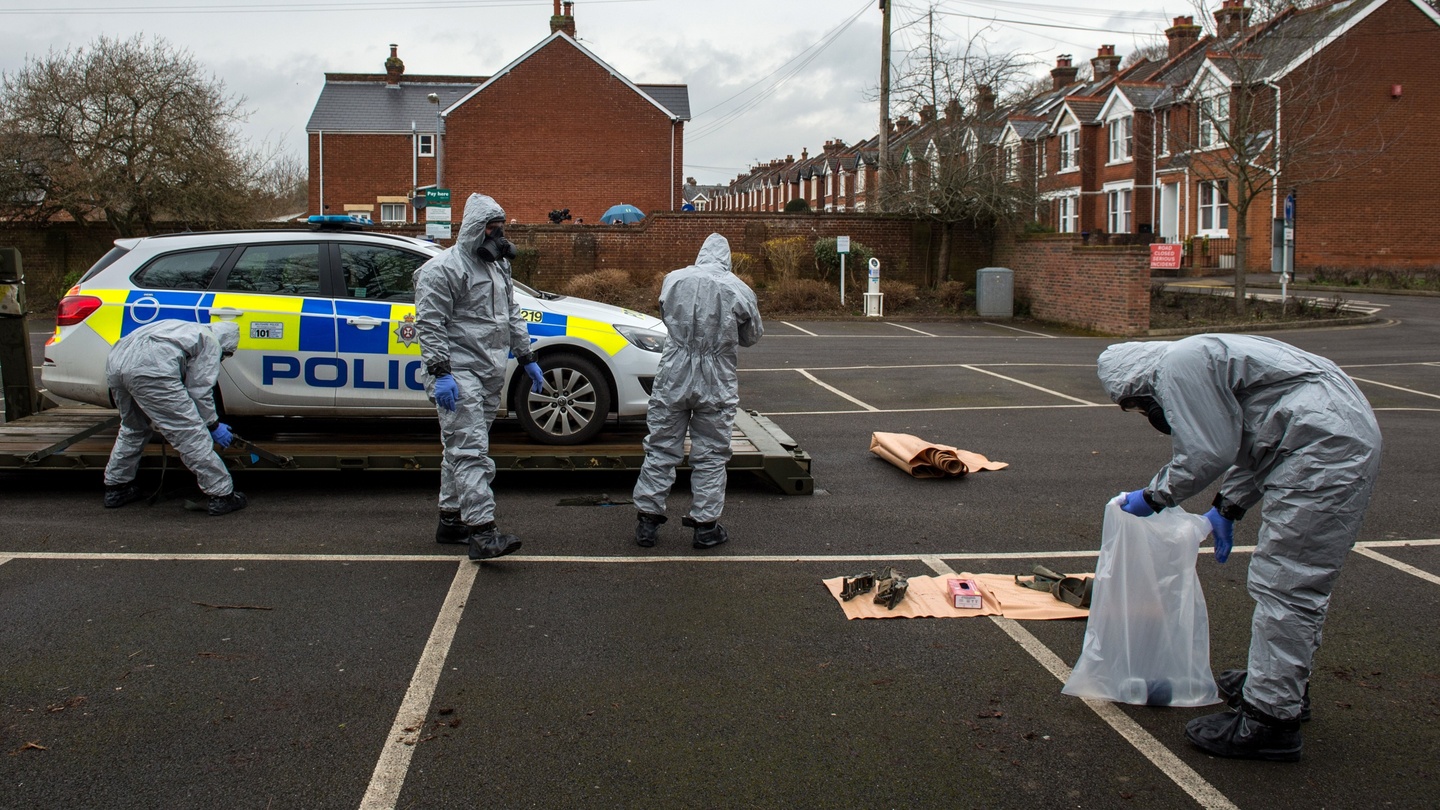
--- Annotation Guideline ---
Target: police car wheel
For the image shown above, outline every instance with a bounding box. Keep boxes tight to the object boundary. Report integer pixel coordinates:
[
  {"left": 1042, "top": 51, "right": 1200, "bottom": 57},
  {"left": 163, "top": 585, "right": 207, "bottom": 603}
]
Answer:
[{"left": 514, "top": 353, "right": 612, "bottom": 445}]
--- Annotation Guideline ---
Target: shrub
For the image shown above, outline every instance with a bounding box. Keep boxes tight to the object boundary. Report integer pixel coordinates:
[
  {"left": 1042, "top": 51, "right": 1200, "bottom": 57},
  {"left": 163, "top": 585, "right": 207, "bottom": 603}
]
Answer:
[
  {"left": 813, "top": 237, "right": 875, "bottom": 286},
  {"left": 730, "top": 251, "right": 760, "bottom": 278},
  {"left": 879, "top": 280, "right": 918, "bottom": 311},
  {"left": 510, "top": 246, "right": 540, "bottom": 285},
  {"left": 936, "top": 280, "right": 972, "bottom": 311},
  {"left": 762, "top": 236, "right": 811, "bottom": 280},
  {"left": 783, "top": 198, "right": 810, "bottom": 212},
  {"left": 765, "top": 278, "right": 837, "bottom": 313},
  {"left": 562, "top": 268, "right": 634, "bottom": 307}
]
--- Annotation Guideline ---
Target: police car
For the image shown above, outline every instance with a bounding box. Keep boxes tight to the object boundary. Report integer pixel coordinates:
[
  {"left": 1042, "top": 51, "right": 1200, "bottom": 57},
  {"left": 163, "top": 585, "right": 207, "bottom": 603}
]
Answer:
[{"left": 41, "top": 218, "right": 667, "bottom": 445}]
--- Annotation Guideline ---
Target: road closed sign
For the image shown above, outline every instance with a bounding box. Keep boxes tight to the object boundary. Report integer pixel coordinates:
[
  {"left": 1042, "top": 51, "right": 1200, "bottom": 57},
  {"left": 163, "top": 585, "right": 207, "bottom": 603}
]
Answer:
[{"left": 1150, "top": 243, "right": 1183, "bottom": 270}]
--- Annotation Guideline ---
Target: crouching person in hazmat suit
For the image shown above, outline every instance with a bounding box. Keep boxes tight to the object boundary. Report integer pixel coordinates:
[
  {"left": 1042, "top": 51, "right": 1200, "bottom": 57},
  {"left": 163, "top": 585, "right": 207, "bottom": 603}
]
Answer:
[
  {"left": 102, "top": 320, "right": 248, "bottom": 516},
  {"left": 632, "top": 233, "right": 763, "bottom": 550},
  {"left": 414, "top": 193, "right": 544, "bottom": 561},
  {"left": 1097, "top": 334, "right": 1381, "bottom": 762}
]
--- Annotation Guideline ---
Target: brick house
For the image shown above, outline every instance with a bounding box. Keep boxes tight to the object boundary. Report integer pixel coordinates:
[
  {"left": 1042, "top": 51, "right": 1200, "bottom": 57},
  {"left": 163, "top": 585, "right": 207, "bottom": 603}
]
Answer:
[
  {"left": 1029, "top": 0, "right": 1440, "bottom": 271},
  {"left": 304, "top": 1, "right": 690, "bottom": 226}
]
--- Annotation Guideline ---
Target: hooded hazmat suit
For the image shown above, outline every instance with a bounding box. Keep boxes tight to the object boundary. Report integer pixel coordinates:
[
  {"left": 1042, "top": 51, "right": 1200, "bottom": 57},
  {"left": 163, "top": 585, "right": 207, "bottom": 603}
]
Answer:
[
  {"left": 1096, "top": 334, "right": 1381, "bottom": 722},
  {"left": 633, "top": 233, "right": 763, "bottom": 525},
  {"left": 413, "top": 193, "right": 537, "bottom": 529},
  {"left": 103, "top": 320, "right": 241, "bottom": 497}
]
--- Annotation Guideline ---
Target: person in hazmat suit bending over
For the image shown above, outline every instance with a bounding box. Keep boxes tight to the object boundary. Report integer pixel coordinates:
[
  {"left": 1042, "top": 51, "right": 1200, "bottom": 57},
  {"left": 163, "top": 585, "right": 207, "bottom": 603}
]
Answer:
[
  {"left": 633, "top": 233, "right": 763, "bottom": 550},
  {"left": 101, "top": 320, "right": 248, "bottom": 516},
  {"left": 414, "top": 193, "right": 544, "bottom": 561},
  {"left": 1098, "top": 334, "right": 1381, "bottom": 762}
]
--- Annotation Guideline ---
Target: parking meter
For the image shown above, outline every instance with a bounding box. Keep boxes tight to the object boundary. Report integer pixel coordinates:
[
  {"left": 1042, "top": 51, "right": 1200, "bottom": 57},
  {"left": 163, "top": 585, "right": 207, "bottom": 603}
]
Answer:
[
  {"left": 864, "top": 257, "right": 884, "bottom": 317},
  {"left": 1, "top": 246, "right": 38, "bottom": 420}
]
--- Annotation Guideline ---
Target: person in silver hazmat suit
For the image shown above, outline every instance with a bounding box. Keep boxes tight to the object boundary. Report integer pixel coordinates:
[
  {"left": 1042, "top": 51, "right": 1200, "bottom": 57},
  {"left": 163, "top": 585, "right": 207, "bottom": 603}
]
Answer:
[
  {"left": 414, "top": 193, "right": 543, "bottom": 561},
  {"left": 1097, "top": 334, "right": 1381, "bottom": 762},
  {"left": 632, "top": 233, "right": 763, "bottom": 550},
  {"left": 102, "top": 320, "right": 248, "bottom": 516}
]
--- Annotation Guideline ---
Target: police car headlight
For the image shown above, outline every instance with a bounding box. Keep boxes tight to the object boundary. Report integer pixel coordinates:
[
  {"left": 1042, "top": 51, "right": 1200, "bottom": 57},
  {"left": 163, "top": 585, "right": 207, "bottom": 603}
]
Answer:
[{"left": 614, "top": 325, "right": 666, "bottom": 353}]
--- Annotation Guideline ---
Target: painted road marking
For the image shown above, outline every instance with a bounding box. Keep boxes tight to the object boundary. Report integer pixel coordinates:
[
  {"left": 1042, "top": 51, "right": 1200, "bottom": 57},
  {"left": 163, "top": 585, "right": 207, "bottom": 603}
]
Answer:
[
  {"left": 779, "top": 321, "right": 818, "bottom": 336},
  {"left": 359, "top": 560, "right": 477, "bottom": 810},
  {"left": 746, "top": 362, "right": 1096, "bottom": 373},
  {"left": 960, "top": 364, "right": 1106, "bottom": 406},
  {"left": 1349, "top": 377, "right": 1440, "bottom": 401},
  {"left": 1353, "top": 547, "right": 1440, "bottom": 586},
  {"left": 922, "top": 557, "right": 1239, "bottom": 810},
  {"left": 984, "top": 321, "right": 1057, "bottom": 338},
  {"left": 885, "top": 322, "right": 938, "bottom": 336},
  {"left": 795, "top": 368, "right": 879, "bottom": 411},
  {"left": 763, "top": 403, "right": 1108, "bottom": 417}
]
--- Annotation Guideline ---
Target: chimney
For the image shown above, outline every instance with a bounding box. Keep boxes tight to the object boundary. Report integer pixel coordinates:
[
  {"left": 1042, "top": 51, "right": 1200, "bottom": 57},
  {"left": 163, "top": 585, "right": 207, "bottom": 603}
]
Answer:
[
  {"left": 686, "top": 177, "right": 696, "bottom": 186},
  {"left": 896, "top": 116, "right": 913, "bottom": 133},
  {"left": 944, "top": 97, "right": 962, "bottom": 121},
  {"left": 786, "top": 155, "right": 794, "bottom": 163},
  {"left": 551, "top": 0, "right": 577, "bottom": 37},
  {"left": 1051, "top": 55, "right": 1079, "bottom": 91},
  {"left": 824, "top": 138, "right": 847, "bottom": 153},
  {"left": 801, "top": 147, "right": 809, "bottom": 160},
  {"left": 384, "top": 44, "right": 404, "bottom": 87},
  {"left": 1214, "top": 0, "right": 1253, "bottom": 38},
  {"left": 919, "top": 104, "right": 936, "bottom": 124},
  {"left": 976, "top": 86, "right": 995, "bottom": 114},
  {"left": 1091, "top": 45, "right": 1121, "bottom": 80},
  {"left": 1166, "top": 16, "right": 1202, "bottom": 60}
]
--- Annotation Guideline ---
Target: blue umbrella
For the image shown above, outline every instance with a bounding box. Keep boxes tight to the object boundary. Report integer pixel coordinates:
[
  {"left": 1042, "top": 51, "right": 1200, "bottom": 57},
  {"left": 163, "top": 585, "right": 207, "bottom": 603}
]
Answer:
[{"left": 600, "top": 204, "right": 645, "bottom": 224}]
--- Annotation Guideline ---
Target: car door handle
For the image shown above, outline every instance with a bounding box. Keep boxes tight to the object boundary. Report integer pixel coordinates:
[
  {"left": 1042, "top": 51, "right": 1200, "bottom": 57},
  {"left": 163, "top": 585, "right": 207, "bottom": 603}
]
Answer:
[
  {"left": 212, "top": 308, "right": 243, "bottom": 318},
  {"left": 346, "top": 316, "right": 384, "bottom": 329}
]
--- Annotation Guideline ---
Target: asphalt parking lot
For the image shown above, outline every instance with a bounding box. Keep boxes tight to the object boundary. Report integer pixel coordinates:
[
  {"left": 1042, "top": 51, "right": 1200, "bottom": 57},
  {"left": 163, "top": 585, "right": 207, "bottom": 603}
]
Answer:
[{"left": 3, "top": 290, "right": 1438, "bottom": 810}]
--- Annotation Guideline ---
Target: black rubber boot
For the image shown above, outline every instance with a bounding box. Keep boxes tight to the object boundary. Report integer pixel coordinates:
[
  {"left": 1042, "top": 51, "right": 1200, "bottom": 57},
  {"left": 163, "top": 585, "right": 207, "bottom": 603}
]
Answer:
[
  {"left": 436, "top": 510, "right": 469, "bottom": 545},
  {"left": 468, "top": 522, "right": 522, "bottom": 561},
  {"left": 1216, "top": 669, "right": 1311, "bottom": 722},
  {"left": 683, "top": 517, "right": 729, "bottom": 550},
  {"left": 1185, "top": 699, "right": 1303, "bottom": 762},
  {"left": 207, "top": 491, "right": 248, "bottom": 516},
  {"left": 103, "top": 482, "right": 145, "bottom": 509},
  {"left": 635, "top": 512, "right": 666, "bottom": 548}
]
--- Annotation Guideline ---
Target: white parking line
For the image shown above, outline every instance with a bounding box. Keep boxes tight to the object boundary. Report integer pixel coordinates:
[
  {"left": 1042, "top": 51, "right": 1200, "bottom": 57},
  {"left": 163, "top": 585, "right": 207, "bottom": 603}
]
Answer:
[
  {"left": 960, "top": 364, "right": 1106, "bottom": 406},
  {"left": 921, "top": 557, "right": 1239, "bottom": 810},
  {"left": 1349, "top": 377, "right": 1440, "bottom": 401},
  {"left": 984, "top": 321, "right": 1057, "bottom": 338},
  {"left": 795, "top": 369, "right": 878, "bottom": 411},
  {"left": 359, "top": 560, "right": 477, "bottom": 810},
  {"left": 780, "top": 321, "right": 818, "bottom": 336},
  {"left": 885, "top": 322, "right": 937, "bottom": 336},
  {"left": 746, "top": 362, "right": 1096, "bottom": 373},
  {"left": 1353, "top": 547, "right": 1440, "bottom": 586},
  {"left": 764, "top": 403, "right": 1109, "bottom": 416}
]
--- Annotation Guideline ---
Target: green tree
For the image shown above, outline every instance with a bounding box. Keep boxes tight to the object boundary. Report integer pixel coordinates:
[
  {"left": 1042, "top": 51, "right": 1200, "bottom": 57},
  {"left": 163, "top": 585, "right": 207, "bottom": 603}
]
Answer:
[{"left": 0, "top": 35, "right": 288, "bottom": 236}]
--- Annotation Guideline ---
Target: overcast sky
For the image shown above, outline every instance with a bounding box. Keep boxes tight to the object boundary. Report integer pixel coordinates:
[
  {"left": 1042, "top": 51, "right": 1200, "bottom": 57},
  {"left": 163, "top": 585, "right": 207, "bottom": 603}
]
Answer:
[{"left": 0, "top": 0, "right": 1191, "bottom": 185}]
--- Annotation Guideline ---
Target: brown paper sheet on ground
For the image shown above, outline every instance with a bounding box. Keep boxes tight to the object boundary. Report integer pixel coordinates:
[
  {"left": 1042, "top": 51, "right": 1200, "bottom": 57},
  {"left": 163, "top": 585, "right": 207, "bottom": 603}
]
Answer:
[
  {"left": 869, "top": 432, "right": 1009, "bottom": 478},
  {"left": 823, "top": 573, "right": 1089, "bottom": 621}
]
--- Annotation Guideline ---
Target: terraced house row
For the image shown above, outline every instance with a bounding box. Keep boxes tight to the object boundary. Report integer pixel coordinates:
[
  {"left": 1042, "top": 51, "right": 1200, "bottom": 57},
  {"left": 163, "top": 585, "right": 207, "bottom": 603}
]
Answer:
[{"left": 712, "top": 0, "right": 1440, "bottom": 273}]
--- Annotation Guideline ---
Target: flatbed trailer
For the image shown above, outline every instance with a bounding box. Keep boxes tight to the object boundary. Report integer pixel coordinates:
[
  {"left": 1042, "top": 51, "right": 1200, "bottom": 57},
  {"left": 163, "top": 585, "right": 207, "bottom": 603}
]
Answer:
[{"left": 0, "top": 406, "right": 814, "bottom": 495}]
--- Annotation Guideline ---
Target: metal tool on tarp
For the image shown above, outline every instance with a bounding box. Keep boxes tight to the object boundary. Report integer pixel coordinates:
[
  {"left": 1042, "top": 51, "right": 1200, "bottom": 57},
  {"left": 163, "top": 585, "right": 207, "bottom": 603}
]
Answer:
[
  {"left": 873, "top": 566, "right": 909, "bottom": 610},
  {"left": 226, "top": 432, "right": 297, "bottom": 469}
]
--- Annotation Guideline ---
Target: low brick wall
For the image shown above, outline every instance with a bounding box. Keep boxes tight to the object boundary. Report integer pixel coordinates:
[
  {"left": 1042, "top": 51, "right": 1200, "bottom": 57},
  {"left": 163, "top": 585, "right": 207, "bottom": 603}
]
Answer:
[
  {"left": 0, "top": 223, "right": 123, "bottom": 312},
  {"left": 993, "top": 233, "right": 1151, "bottom": 336}
]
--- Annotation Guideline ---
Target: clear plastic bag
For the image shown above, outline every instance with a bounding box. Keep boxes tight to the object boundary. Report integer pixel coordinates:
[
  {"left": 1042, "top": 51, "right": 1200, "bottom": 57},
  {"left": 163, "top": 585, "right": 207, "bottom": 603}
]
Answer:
[{"left": 1061, "top": 498, "right": 1222, "bottom": 707}]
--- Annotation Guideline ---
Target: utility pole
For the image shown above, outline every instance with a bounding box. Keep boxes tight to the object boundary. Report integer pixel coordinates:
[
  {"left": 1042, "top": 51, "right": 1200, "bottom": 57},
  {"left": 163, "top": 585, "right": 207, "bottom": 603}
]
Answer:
[{"left": 876, "top": 0, "right": 892, "bottom": 211}]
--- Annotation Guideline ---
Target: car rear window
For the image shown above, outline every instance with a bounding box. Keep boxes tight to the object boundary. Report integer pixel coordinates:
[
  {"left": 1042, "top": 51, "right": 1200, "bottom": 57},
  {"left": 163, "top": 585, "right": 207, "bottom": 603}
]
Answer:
[
  {"left": 339, "top": 244, "right": 426, "bottom": 302},
  {"left": 79, "top": 246, "right": 132, "bottom": 284},
  {"left": 132, "top": 248, "right": 230, "bottom": 290},
  {"left": 224, "top": 244, "right": 322, "bottom": 296}
]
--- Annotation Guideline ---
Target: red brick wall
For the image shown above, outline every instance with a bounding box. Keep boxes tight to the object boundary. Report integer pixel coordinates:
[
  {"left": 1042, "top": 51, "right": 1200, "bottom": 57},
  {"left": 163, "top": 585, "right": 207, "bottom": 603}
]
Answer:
[
  {"left": 308, "top": 132, "right": 433, "bottom": 222},
  {"left": 994, "top": 233, "right": 1151, "bottom": 335},
  {"left": 443, "top": 38, "right": 682, "bottom": 225},
  {"left": 0, "top": 223, "right": 124, "bottom": 311}
]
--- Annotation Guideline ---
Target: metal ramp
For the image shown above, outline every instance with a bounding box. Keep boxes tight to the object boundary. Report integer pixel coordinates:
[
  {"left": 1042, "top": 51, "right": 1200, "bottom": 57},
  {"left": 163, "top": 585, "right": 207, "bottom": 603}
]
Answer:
[{"left": 0, "top": 406, "right": 814, "bottom": 495}]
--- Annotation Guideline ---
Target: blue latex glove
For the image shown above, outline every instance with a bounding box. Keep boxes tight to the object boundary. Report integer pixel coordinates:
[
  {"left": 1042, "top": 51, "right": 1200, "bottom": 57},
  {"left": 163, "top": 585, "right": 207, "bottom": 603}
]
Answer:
[
  {"left": 433, "top": 374, "right": 460, "bottom": 412},
  {"left": 1118, "top": 489, "right": 1155, "bottom": 517},
  {"left": 210, "top": 422, "right": 234, "bottom": 448},
  {"left": 524, "top": 361, "right": 544, "bottom": 394},
  {"left": 1204, "top": 507, "right": 1234, "bottom": 563}
]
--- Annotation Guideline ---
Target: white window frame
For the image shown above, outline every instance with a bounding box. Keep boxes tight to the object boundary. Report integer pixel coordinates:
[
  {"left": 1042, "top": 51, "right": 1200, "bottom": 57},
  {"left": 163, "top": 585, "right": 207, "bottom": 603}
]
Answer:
[
  {"left": 1056, "top": 193, "right": 1080, "bottom": 233},
  {"left": 1105, "top": 184, "right": 1133, "bottom": 233},
  {"left": 379, "top": 202, "right": 406, "bottom": 223},
  {"left": 1107, "top": 115, "right": 1133, "bottom": 163},
  {"left": 1058, "top": 128, "right": 1079, "bottom": 172},
  {"left": 1003, "top": 145, "right": 1018, "bottom": 180},
  {"left": 417, "top": 134, "right": 435, "bottom": 157},
  {"left": 856, "top": 166, "right": 866, "bottom": 192},
  {"left": 1198, "top": 92, "right": 1230, "bottom": 149},
  {"left": 1159, "top": 109, "right": 1170, "bottom": 156},
  {"left": 1198, "top": 180, "right": 1230, "bottom": 234}
]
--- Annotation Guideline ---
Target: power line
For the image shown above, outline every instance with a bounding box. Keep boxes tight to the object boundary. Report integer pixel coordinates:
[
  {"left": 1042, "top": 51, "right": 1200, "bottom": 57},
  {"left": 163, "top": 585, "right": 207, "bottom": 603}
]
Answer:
[{"left": 0, "top": 0, "right": 657, "bottom": 14}]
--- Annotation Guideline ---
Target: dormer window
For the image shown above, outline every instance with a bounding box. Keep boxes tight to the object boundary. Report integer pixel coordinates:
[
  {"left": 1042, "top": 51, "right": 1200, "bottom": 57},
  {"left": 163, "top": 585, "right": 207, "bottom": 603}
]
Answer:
[
  {"left": 1199, "top": 92, "right": 1230, "bottom": 148},
  {"left": 1108, "top": 115, "right": 1133, "bottom": 162},
  {"left": 1058, "top": 128, "right": 1079, "bottom": 170}
]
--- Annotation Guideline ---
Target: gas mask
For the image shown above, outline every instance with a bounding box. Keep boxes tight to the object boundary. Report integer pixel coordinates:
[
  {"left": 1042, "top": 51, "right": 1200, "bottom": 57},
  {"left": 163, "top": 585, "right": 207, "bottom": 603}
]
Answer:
[
  {"left": 477, "top": 223, "right": 517, "bottom": 263},
  {"left": 1119, "top": 395, "right": 1172, "bottom": 435}
]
